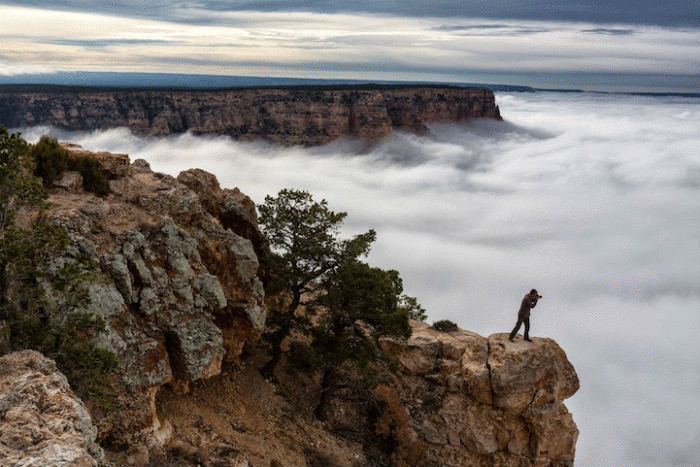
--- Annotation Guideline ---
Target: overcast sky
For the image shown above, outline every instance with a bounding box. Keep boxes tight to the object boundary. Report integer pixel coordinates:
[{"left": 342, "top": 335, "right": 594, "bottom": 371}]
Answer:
[{"left": 1, "top": 1, "right": 698, "bottom": 91}]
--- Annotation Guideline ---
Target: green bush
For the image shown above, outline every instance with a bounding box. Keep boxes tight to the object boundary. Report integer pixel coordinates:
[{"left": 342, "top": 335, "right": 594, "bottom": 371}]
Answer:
[
  {"left": 30, "top": 136, "right": 68, "bottom": 186},
  {"left": 0, "top": 127, "right": 46, "bottom": 234},
  {"left": 0, "top": 221, "right": 118, "bottom": 404},
  {"left": 1, "top": 129, "right": 117, "bottom": 408},
  {"left": 286, "top": 341, "right": 319, "bottom": 374},
  {"left": 71, "top": 156, "right": 110, "bottom": 196},
  {"left": 431, "top": 319, "right": 458, "bottom": 332}
]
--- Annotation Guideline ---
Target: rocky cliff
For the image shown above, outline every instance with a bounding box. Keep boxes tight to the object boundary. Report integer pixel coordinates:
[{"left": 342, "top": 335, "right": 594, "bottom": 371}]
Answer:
[
  {"left": 24, "top": 143, "right": 267, "bottom": 457},
  {"left": 1, "top": 147, "right": 579, "bottom": 467},
  {"left": 377, "top": 321, "right": 579, "bottom": 466},
  {"left": 0, "top": 85, "right": 501, "bottom": 145}
]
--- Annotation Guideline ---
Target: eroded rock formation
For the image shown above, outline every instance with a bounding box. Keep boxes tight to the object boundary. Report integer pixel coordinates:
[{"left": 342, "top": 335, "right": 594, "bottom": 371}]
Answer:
[
  {"left": 36, "top": 143, "right": 267, "bottom": 455},
  {"left": 0, "top": 85, "right": 501, "bottom": 145},
  {"left": 0, "top": 350, "right": 103, "bottom": 467},
  {"left": 379, "top": 321, "right": 579, "bottom": 466}
]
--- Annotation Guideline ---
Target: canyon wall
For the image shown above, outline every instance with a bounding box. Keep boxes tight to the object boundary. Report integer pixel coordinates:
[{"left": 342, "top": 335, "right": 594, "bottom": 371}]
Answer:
[{"left": 0, "top": 85, "right": 501, "bottom": 145}]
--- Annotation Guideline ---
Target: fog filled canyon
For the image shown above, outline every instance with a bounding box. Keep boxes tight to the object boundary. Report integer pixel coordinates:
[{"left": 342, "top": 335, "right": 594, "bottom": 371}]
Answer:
[{"left": 17, "top": 90, "right": 700, "bottom": 467}]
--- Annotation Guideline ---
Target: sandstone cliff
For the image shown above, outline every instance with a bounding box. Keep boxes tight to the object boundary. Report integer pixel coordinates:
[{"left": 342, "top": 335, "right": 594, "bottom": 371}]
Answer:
[
  {"left": 1, "top": 147, "right": 580, "bottom": 466},
  {"left": 0, "top": 85, "right": 501, "bottom": 145}
]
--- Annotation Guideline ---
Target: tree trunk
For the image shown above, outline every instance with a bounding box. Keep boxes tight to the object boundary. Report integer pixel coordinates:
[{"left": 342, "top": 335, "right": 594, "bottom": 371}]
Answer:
[
  {"left": 260, "top": 286, "right": 301, "bottom": 380},
  {"left": 260, "top": 335, "right": 283, "bottom": 380},
  {"left": 315, "top": 367, "right": 332, "bottom": 420}
]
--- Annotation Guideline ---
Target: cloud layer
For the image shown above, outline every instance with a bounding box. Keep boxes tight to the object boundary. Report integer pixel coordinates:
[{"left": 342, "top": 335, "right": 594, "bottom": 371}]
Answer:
[
  {"left": 2, "top": 0, "right": 698, "bottom": 26},
  {"left": 19, "top": 91, "right": 700, "bottom": 466},
  {"left": 1, "top": 4, "right": 698, "bottom": 92}
]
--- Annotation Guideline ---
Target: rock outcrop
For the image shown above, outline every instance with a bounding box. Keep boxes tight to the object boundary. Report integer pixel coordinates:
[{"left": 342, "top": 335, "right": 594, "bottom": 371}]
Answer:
[
  {"left": 0, "top": 85, "right": 501, "bottom": 145},
  {"left": 378, "top": 321, "right": 579, "bottom": 466},
  {"left": 34, "top": 143, "right": 267, "bottom": 454},
  {"left": 0, "top": 351, "right": 103, "bottom": 467}
]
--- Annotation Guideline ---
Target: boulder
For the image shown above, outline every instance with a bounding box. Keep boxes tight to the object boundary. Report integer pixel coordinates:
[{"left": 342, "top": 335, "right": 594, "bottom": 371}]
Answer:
[
  {"left": 177, "top": 168, "right": 266, "bottom": 254},
  {"left": 52, "top": 171, "right": 83, "bottom": 192},
  {"left": 60, "top": 142, "right": 131, "bottom": 177},
  {"left": 0, "top": 350, "right": 103, "bottom": 467},
  {"left": 487, "top": 333, "right": 579, "bottom": 411}
]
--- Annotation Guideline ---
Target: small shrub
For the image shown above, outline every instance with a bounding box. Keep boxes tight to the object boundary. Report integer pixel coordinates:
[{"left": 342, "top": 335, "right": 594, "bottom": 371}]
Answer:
[
  {"left": 31, "top": 136, "right": 68, "bottom": 186},
  {"left": 431, "top": 319, "right": 458, "bottom": 332},
  {"left": 71, "top": 156, "right": 110, "bottom": 196},
  {"left": 54, "top": 313, "right": 119, "bottom": 404},
  {"left": 0, "top": 220, "right": 118, "bottom": 407}
]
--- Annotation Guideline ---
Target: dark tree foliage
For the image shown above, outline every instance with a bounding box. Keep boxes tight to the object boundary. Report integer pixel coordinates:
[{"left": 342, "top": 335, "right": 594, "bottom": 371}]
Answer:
[
  {"left": 0, "top": 128, "right": 117, "bottom": 405},
  {"left": 431, "top": 319, "right": 458, "bottom": 332},
  {"left": 27, "top": 133, "right": 110, "bottom": 196},
  {"left": 312, "top": 259, "right": 424, "bottom": 416},
  {"left": 258, "top": 187, "right": 426, "bottom": 405},
  {"left": 0, "top": 208, "right": 118, "bottom": 405},
  {"left": 315, "top": 260, "right": 415, "bottom": 357},
  {"left": 71, "top": 156, "right": 110, "bottom": 196},
  {"left": 31, "top": 135, "right": 69, "bottom": 187},
  {"left": 0, "top": 127, "right": 46, "bottom": 235},
  {"left": 258, "top": 188, "right": 376, "bottom": 378}
]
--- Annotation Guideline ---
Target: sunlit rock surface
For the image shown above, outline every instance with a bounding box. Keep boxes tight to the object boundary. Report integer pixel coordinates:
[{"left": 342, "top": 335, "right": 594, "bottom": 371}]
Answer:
[
  {"left": 379, "top": 321, "right": 580, "bottom": 467},
  {"left": 0, "top": 351, "right": 103, "bottom": 467}
]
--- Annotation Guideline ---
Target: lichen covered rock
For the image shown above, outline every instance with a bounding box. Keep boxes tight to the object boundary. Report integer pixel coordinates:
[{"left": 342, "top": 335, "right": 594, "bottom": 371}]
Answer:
[{"left": 38, "top": 145, "right": 267, "bottom": 450}]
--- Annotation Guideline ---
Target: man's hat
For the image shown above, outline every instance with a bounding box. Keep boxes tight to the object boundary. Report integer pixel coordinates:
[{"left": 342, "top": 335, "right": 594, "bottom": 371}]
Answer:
[{"left": 530, "top": 289, "right": 538, "bottom": 295}]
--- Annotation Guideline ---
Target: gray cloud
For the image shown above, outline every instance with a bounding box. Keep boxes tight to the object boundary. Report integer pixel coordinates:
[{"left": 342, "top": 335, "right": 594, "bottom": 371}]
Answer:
[
  {"left": 2, "top": 0, "right": 698, "bottom": 26},
  {"left": 581, "top": 28, "right": 636, "bottom": 36},
  {"left": 1, "top": 6, "right": 698, "bottom": 92},
  {"left": 16, "top": 91, "right": 700, "bottom": 466},
  {"left": 40, "top": 38, "right": 182, "bottom": 48},
  {"left": 433, "top": 24, "right": 552, "bottom": 36}
]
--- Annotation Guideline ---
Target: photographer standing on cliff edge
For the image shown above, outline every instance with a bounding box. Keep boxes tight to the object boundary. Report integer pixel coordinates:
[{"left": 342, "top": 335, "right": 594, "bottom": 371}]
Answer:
[{"left": 508, "top": 289, "right": 542, "bottom": 342}]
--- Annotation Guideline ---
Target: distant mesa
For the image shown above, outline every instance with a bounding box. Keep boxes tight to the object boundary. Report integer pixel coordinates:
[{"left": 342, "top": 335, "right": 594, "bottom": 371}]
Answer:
[{"left": 0, "top": 84, "right": 501, "bottom": 145}]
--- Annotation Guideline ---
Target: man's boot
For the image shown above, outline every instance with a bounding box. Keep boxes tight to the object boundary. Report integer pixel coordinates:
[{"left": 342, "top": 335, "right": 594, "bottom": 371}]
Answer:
[{"left": 524, "top": 336, "right": 532, "bottom": 342}]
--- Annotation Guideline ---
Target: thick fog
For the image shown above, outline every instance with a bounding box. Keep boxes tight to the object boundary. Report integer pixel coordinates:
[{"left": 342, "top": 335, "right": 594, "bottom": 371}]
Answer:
[{"left": 20, "top": 92, "right": 700, "bottom": 466}]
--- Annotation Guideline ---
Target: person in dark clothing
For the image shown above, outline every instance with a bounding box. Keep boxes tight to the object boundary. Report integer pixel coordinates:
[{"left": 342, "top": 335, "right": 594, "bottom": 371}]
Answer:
[{"left": 509, "top": 289, "right": 542, "bottom": 342}]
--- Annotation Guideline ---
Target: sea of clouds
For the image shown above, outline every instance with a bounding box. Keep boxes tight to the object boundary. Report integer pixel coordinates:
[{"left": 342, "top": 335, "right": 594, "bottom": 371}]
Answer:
[{"left": 20, "top": 91, "right": 700, "bottom": 466}]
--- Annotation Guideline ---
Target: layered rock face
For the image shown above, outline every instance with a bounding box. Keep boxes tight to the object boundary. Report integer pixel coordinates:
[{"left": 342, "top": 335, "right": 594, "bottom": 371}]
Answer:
[
  {"left": 38, "top": 144, "right": 267, "bottom": 452},
  {"left": 0, "top": 85, "right": 501, "bottom": 145},
  {"left": 0, "top": 351, "right": 103, "bottom": 467},
  {"left": 378, "top": 321, "right": 579, "bottom": 466}
]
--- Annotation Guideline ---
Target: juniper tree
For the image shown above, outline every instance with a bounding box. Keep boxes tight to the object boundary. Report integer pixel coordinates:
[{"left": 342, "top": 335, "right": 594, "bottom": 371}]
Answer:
[
  {"left": 312, "top": 259, "right": 425, "bottom": 416},
  {"left": 258, "top": 189, "right": 376, "bottom": 378}
]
